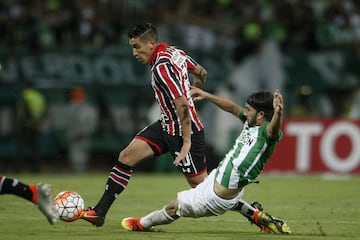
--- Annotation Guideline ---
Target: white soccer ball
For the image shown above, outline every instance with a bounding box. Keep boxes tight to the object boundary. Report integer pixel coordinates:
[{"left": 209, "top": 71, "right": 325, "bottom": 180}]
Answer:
[{"left": 54, "top": 190, "right": 85, "bottom": 222}]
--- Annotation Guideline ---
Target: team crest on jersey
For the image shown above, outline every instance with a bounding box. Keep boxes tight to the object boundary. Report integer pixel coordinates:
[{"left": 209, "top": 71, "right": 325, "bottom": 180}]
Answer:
[{"left": 172, "top": 50, "right": 186, "bottom": 67}]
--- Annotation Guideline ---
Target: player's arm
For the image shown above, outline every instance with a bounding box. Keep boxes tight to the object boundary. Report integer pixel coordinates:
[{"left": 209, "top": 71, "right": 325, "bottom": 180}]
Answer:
[
  {"left": 266, "top": 89, "right": 283, "bottom": 140},
  {"left": 190, "top": 86, "right": 242, "bottom": 117},
  {"left": 189, "top": 64, "right": 207, "bottom": 89},
  {"left": 173, "top": 95, "right": 191, "bottom": 166}
]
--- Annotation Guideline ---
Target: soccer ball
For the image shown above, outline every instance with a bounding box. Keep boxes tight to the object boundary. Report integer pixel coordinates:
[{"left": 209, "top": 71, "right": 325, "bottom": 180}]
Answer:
[{"left": 54, "top": 190, "right": 85, "bottom": 222}]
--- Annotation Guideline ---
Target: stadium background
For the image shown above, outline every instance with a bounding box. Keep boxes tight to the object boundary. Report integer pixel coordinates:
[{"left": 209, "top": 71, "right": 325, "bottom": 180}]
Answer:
[{"left": 0, "top": 0, "right": 359, "bottom": 174}]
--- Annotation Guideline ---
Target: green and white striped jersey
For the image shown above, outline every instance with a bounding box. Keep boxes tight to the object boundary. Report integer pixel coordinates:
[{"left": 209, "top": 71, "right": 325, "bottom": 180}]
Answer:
[{"left": 215, "top": 111, "right": 282, "bottom": 189}]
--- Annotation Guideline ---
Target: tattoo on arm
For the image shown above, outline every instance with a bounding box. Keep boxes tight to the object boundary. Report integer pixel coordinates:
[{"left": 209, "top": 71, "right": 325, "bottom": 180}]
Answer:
[{"left": 192, "top": 66, "right": 207, "bottom": 88}]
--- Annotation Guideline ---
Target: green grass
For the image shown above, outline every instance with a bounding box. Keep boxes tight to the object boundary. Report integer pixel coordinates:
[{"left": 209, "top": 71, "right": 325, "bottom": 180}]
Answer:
[{"left": 0, "top": 173, "right": 359, "bottom": 240}]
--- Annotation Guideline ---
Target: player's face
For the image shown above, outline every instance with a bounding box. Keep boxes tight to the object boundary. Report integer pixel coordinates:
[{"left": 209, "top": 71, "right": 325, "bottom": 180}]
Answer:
[
  {"left": 129, "top": 37, "right": 154, "bottom": 64},
  {"left": 245, "top": 103, "right": 260, "bottom": 127}
]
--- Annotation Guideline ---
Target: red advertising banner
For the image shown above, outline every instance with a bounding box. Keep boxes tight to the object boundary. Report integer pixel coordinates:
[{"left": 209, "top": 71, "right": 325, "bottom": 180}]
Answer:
[{"left": 264, "top": 119, "right": 360, "bottom": 174}]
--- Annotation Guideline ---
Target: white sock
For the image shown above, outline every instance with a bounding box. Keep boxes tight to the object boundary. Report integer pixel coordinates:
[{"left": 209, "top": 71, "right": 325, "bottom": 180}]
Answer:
[
  {"left": 140, "top": 207, "right": 177, "bottom": 228},
  {"left": 235, "top": 200, "right": 256, "bottom": 219}
]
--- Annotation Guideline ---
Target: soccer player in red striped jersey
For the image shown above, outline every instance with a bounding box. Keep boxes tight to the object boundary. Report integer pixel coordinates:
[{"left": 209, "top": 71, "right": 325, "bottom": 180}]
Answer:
[{"left": 81, "top": 23, "right": 209, "bottom": 227}]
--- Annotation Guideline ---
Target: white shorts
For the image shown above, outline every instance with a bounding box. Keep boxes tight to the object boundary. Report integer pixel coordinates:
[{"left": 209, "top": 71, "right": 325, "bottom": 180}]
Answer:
[{"left": 176, "top": 170, "right": 244, "bottom": 218}]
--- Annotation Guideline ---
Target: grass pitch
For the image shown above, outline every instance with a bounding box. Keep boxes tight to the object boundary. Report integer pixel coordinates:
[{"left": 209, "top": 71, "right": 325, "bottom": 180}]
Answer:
[{"left": 0, "top": 172, "right": 359, "bottom": 240}]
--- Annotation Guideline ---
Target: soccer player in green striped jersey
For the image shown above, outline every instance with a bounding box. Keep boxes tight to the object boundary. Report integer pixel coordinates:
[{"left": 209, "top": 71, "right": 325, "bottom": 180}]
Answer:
[{"left": 121, "top": 87, "right": 291, "bottom": 234}]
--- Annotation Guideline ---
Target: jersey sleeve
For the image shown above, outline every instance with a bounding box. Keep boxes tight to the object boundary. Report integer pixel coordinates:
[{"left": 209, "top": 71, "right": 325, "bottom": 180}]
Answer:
[
  {"left": 261, "top": 122, "right": 283, "bottom": 143},
  {"left": 186, "top": 55, "right": 197, "bottom": 72}
]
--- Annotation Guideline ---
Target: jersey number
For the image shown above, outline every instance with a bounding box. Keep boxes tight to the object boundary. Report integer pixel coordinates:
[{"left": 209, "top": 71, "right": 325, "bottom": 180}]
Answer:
[{"left": 175, "top": 151, "right": 192, "bottom": 173}]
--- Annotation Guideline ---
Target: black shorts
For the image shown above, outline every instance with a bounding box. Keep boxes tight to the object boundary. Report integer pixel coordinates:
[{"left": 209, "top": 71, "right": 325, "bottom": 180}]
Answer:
[{"left": 135, "top": 121, "right": 207, "bottom": 177}]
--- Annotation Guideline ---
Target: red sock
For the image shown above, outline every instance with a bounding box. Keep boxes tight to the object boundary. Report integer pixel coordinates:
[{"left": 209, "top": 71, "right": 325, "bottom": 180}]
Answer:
[
  {"left": 29, "top": 184, "right": 38, "bottom": 203},
  {"left": 253, "top": 210, "right": 261, "bottom": 224}
]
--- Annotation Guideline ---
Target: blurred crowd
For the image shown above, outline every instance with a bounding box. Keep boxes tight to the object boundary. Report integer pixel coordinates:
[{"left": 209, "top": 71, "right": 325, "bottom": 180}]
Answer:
[
  {"left": 1, "top": 0, "right": 360, "bottom": 120},
  {"left": 1, "top": 0, "right": 360, "bottom": 54},
  {"left": 1, "top": 0, "right": 360, "bottom": 173}
]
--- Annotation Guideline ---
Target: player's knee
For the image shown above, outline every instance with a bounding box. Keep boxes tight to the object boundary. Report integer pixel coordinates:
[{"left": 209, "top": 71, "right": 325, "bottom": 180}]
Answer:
[
  {"left": 118, "top": 149, "right": 134, "bottom": 166},
  {"left": 165, "top": 200, "right": 179, "bottom": 217},
  {"left": 187, "top": 179, "right": 198, "bottom": 188},
  {"left": 186, "top": 173, "right": 207, "bottom": 188}
]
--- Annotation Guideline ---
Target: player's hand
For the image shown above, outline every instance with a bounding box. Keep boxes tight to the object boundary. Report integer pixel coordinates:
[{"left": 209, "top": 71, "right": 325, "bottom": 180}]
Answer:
[
  {"left": 173, "top": 141, "right": 191, "bottom": 166},
  {"left": 190, "top": 86, "right": 207, "bottom": 102},
  {"left": 273, "top": 89, "right": 283, "bottom": 114}
]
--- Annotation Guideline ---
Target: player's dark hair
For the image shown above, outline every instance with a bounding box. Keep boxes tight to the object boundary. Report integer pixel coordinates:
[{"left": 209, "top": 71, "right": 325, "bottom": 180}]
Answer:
[
  {"left": 246, "top": 91, "right": 274, "bottom": 121},
  {"left": 128, "top": 22, "right": 158, "bottom": 42}
]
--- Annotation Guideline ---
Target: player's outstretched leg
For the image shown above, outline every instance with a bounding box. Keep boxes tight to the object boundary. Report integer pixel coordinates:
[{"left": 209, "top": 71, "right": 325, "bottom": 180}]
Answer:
[
  {"left": 233, "top": 200, "right": 270, "bottom": 232},
  {"left": 121, "top": 217, "right": 152, "bottom": 231},
  {"left": 35, "top": 183, "right": 59, "bottom": 225},
  {"left": 80, "top": 163, "right": 134, "bottom": 227},
  {"left": 121, "top": 206, "right": 177, "bottom": 231},
  {"left": 233, "top": 200, "right": 291, "bottom": 234}
]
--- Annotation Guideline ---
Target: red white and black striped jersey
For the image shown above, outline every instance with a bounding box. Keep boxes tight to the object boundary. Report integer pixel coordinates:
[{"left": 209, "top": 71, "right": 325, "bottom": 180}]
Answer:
[{"left": 149, "top": 43, "right": 204, "bottom": 136}]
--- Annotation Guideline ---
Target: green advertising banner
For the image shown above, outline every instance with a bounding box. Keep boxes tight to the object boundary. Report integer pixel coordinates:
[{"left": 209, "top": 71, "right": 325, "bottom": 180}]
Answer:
[{"left": 0, "top": 48, "right": 230, "bottom": 88}]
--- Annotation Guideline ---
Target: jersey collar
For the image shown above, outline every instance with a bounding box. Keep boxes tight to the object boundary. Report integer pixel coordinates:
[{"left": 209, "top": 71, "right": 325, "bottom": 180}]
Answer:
[{"left": 148, "top": 42, "right": 168, "bottom": 65}]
